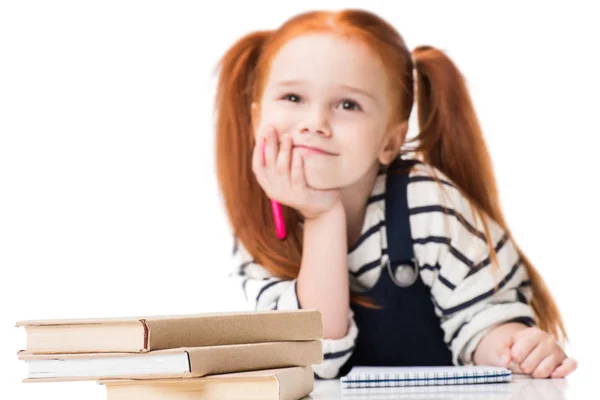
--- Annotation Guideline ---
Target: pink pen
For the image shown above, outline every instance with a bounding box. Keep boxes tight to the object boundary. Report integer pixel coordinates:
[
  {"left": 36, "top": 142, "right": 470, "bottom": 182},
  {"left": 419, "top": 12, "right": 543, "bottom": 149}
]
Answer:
[
  {"left": 271, "top": 199, "right": 286, "bottom": 239},
  {"left": 262, "top": 138, "right": 287, "bottom": 239}
]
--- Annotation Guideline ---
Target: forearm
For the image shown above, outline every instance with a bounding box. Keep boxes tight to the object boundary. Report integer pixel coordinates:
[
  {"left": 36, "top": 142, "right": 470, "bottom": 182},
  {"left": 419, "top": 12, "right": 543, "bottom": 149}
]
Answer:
[
  {"left": 297, "top": 202, "right": 350, "bottom": 340},
  {"left": 473, "top": 322, "right": 528, "bottom": 365}
]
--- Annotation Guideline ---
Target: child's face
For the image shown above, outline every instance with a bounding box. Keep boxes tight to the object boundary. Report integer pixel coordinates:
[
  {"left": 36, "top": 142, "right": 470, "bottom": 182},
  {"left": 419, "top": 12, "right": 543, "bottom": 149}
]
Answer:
[{"left": 253, "top": 33, "right": 402, "bottom": 190}]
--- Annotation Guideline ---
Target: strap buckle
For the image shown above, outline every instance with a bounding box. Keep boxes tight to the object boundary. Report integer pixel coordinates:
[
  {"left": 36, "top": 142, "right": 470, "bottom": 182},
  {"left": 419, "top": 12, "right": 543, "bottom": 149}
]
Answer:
[{"left": 385, "top": 257, "right": 419, "bottom": 287}]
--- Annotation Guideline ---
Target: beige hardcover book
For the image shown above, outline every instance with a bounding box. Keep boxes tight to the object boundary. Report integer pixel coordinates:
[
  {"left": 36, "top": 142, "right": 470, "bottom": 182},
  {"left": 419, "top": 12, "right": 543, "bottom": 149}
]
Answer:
[
  {"left": 18, "top": 340, "right": 323, "bottom": 383},
  {"left": 99, "top": 366, "right": 314, "bottom": 400},
  {"left": 15, "top": 309, "right": 322, "bottom": 354}
]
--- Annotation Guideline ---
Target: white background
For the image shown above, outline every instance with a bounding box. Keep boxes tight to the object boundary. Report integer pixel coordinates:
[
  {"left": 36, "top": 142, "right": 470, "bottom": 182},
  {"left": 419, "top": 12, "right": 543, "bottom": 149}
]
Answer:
[{"left": 1, "top": 1, "right": 598, "bottom": 398}]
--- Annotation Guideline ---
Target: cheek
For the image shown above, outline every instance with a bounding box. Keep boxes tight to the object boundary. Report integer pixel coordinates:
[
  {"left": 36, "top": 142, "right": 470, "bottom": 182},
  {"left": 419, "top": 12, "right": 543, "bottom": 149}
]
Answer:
[
  {"left": 258, "top": 103, "right": 298, "bottom": 135},
  {"left": 337, "top": 126, "right": 384, "bottom": 170},
  {"left": 335, "top": 124, "right": 380, "bottom": 157}
]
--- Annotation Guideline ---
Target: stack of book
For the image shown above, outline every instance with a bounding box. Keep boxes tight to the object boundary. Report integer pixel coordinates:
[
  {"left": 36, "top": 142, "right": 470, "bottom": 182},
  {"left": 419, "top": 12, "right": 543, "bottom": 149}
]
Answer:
[{"left": 16, "top": 309, "right": 323, "bottom": 400}]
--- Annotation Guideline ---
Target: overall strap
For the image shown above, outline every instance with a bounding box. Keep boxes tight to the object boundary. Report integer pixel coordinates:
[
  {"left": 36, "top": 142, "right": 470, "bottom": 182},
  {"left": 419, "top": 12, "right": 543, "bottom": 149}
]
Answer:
[{"left": 384, "top": 158, "right": 419, "bottom": 266}]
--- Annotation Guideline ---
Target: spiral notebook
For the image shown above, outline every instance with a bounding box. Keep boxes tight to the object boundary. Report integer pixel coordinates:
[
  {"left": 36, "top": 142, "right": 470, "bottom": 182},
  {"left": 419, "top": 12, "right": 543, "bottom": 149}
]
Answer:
[{"left": 340, "top": 366, "right": 511, "bottom": 389}]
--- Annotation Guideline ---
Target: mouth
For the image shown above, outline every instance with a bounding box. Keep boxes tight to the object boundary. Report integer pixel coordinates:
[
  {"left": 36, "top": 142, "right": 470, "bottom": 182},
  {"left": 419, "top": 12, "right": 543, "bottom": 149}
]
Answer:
[{"left": 293, "top": 145, "right": 338, "bottom": 156}]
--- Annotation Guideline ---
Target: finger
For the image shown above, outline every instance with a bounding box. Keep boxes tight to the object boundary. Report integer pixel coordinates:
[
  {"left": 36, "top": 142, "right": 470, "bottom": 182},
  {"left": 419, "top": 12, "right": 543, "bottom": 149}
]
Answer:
[
  {"left": 511, "top": 331, "right": 544, "bottom": 364},
  {"left": 252, "top": 135, "right": 265, "bottom": 175},
  {"left": 531, "top": 352, "right": 563, "bottom": 379},
  {"left": 251, "top": 136, "right": 272, "bottom": 194},
  {"left": 520, "top": 337, "right": 558, "bottom": 374},
  {"left": 507, "top": 360, "right": 525, "bottom": 374},
  {"left": 290, "top": 150, "right": 306, "bottom": 190},
  {"left": 275, "top": 134, "right": 293, "bottom": 177},
  {"left": 264, "top": 126, "right": 278, "bottom": 170},
  {"left": 551, "top": 358, "right": 578, "bottom": 379},
  {"left": 496, "top": 348, "right": 512, "bottom": 368},
  {"left": 494, "top": 333, "right": 516, "bottom": 368}
]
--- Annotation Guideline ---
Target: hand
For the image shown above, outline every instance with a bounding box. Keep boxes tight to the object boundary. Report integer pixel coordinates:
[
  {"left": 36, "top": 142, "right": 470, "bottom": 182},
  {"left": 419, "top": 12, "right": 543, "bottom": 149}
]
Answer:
[
  {"left": 252, "top": 124, "right": 341, "bottom": 220},
  {"left": 495, "top": 327, "right": 577, "bottom": 378}
]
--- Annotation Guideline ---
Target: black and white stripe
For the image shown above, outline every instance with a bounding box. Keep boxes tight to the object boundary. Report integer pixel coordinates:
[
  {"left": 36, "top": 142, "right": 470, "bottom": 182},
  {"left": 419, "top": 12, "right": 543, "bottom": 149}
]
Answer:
[{"left": 230, "top": 161, "right": 535, "bottom": 378}]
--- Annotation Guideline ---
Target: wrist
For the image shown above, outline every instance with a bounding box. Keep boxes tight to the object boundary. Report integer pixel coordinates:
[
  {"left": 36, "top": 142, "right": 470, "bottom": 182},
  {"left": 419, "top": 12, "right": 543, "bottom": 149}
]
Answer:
[{"left": 302, "top": 199, "right": 344, "bottom": 224}]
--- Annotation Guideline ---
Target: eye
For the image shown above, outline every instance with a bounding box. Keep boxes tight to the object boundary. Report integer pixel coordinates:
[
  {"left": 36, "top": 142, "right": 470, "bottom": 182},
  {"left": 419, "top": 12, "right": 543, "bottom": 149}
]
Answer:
[
  {"left": 339, "top": 99, "right": 362, "bottom": 111},
  {"left": 281, "top": 93, "right": 301, "bottom": 103}
]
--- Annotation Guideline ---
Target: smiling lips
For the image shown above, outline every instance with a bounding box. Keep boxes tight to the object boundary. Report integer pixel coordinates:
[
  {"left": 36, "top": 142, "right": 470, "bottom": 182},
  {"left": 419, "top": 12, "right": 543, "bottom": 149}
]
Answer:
[{"left": 293, "top": 144, "right": 338, "bottom": 156}]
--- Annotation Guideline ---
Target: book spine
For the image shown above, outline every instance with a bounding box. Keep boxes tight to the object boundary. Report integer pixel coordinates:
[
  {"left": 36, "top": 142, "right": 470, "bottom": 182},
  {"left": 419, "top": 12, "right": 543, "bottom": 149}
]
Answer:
[{"left": 147, "top": 313, "right": 322, "bottom": 350}]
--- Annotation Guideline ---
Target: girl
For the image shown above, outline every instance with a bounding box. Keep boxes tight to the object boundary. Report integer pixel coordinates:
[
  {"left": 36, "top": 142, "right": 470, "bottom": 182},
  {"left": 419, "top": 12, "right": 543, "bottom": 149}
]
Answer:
[{"left": 213, "top": 9, "right": 577, "bottom": 380}]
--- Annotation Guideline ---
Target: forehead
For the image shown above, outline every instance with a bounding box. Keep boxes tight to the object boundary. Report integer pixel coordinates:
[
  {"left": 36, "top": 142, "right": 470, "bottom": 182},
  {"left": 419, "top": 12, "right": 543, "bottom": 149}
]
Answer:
[{"left": 266, "top": 33, "right": 387, "bottom": 91}]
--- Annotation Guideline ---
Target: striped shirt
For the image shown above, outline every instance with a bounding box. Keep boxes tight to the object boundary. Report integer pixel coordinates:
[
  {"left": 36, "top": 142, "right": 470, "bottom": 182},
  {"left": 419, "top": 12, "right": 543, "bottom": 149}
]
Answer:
[{"left": 229, "top": 161, "right": 535, "bottom": 379}]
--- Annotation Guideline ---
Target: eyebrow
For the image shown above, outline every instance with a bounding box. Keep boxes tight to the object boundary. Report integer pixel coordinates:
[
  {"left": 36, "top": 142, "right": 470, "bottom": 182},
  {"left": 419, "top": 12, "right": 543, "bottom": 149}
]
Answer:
[{"left": 275, "top": 79, "right": 377, "bottom": 102}]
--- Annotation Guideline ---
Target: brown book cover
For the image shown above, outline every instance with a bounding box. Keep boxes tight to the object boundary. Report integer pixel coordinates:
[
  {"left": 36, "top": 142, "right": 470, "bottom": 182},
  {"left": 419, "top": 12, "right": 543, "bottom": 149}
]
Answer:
[
  {"left": 99, "top": 366, "right": 314, "bottom": 400},
  {"left": 18, "top": 341, "right": 323, "bottom": 383},
  {"left": 15, "top": 309, "right": 322, "bottom": 354}
]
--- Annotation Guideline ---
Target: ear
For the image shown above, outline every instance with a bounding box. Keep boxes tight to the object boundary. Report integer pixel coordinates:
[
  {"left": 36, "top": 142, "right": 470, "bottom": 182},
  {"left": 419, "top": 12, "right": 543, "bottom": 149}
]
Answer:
[{"left": 378, "top": 120, "right": 409, "bottom": 166}]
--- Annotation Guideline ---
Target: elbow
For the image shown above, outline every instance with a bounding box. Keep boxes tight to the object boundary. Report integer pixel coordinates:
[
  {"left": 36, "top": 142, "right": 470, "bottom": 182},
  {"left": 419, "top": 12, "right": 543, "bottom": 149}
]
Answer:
[{"left": 323, "top": 321, "right": 349, "bottom": 340}]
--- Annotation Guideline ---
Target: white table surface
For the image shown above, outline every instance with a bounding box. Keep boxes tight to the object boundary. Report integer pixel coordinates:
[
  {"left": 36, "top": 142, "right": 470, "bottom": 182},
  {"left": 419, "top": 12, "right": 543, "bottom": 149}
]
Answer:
[{"left": 305, "top": 374, "right": 580, "bottom": 400}]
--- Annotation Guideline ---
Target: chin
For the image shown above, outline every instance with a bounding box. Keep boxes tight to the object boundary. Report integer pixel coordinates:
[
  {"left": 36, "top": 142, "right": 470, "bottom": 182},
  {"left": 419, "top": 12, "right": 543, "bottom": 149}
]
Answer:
[
  {"left": 303, "top": 168, "right": 336, "bottom": 190},
  {"left": 304, "top": 176, "right": 333, "bottom": 190}
]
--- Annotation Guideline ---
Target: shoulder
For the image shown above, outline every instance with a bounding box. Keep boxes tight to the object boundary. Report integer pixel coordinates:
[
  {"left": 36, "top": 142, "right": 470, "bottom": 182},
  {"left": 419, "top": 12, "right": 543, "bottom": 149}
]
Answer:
[
  {"left": 405, "top": 160, "right": 463, "bottom": 206},
  {"left": 380, "top": 159, "right": 479, "bottom": 234},
  {"left": 403, "top": 160, "right": 491, "bottom": 249},
  {"left": 396, "top": 160, "right": 477, "bottom": 228}
]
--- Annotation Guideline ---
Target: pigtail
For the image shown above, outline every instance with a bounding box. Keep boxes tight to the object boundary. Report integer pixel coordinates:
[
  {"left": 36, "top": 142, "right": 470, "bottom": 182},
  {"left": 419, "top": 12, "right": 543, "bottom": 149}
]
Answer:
[
  {"left": 214, "top": 30, "right": 270, "bottom": 234},
  {"left": 408, "top": 46, "right": 566, "bottom": 341}
]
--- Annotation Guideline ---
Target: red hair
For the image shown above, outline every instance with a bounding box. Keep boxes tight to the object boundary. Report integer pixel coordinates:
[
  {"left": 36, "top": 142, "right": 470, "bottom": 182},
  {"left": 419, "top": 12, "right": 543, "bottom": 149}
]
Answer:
[{"left": 213, "top": 9, "right": 566, "bottom": 341}]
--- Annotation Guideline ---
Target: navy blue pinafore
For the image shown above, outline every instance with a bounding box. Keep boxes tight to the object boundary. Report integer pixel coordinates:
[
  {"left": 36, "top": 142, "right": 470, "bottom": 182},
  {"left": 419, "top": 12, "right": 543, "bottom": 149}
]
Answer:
[{"left": 338, "top": 158, "right": 453, "bottom": 378}]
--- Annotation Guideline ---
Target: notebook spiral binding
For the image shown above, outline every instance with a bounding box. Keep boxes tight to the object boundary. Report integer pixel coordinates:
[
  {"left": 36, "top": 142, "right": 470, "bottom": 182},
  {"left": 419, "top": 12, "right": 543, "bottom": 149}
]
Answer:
[{"left": 340, "top": 369, "right": 512, "bottom": 388}]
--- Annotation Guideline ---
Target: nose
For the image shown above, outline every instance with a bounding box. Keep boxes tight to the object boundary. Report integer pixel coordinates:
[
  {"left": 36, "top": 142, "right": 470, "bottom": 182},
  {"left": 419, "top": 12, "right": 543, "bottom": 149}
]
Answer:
[{"left": 299, "top": 105, "right": 332, "bottom": 138}]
